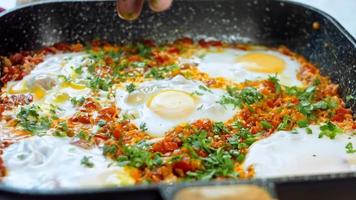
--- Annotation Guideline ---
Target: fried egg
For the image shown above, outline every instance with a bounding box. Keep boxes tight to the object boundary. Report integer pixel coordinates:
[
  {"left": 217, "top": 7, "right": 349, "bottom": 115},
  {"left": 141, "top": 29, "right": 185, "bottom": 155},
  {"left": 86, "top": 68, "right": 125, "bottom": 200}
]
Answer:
[
  {"left": 2, "top": 136, "right": 134, "bottom": 189},
  {"left": 115, "top": 75, "right": 235, "bottom": 137},
  {"left": 6, "top": 53, "right": 92, "bottom": 117},
  {"left": 184, "top": 48, "right": 303, "bottom": 86},
  {"left": 244, "top": 125, "right": 356, "bottom": 177}
]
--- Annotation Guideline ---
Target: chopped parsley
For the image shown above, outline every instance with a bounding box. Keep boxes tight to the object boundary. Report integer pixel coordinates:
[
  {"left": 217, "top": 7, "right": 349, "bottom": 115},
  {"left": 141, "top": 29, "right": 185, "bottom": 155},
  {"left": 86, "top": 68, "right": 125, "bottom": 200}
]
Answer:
[
  {"left": 277, "top": 115, "right": 291, "bottom": 130},
  {"left": 345, "top": 142, "right": 356, "bottom": 154},
  {"left": 297, "top": 119, "right": 309, "bottom": 128},
  {"left": 81, "top": 156, "right": 94, "bottom": 168},
  {"left": 144, "top": 65, "right": 179, "bottom": 80},
  {"left": 121, "top": 113, "right": 137, "bottom": 121},
  {"left": 70, "top": 96, "right": 85, "bottom": 106},
  {"left": 77, "top": 130, "right": 90, "bottom": 141},
  {"left": 268, "top": 75, "right": 281, "bottom": 93},
  {"left": 117, "top": 145, "right": 162, "bottom": 169},
  {"left": 131, "top": 61, "right": 146, "bottom": 68},
  {"left": 87, "top": 76, "right": 113, "bottom": 91},
  {"left": 198, "top": 85, "right": 213, "bottom": 93},
  {"left": 16, "top": 105, "right": 51, "bottom": 135},
  {"left": 187, "top": 148, "right": 237, "bottom": 180},
  {"left": 49, "top": 104, "right": 59, "bottom": 120},
  {"left": 346, "top": 95, "right": 355, "bottom": 102},
  {"left": 184, "top": 130, "right": 212, "bottom": 154},
  {"left": 53, "top": 121, "right": 68, "bottom": 137},
  {"left": 218, "top": 86, "right": 263, "bottom": 108},
  {"left": 136, "top": 43, "right": 152, "bottom": 58},
  {"left": 306, "top": 127, "right": 313, "bottom": 134},
  {"left": 260, "top": 120, "right": 273, "bottom": 130},
  {"left": 191, "top": 90, "right": 203, "bottom": 96},
  {"left": 103, "top": 144, "right": 118, "bottom": 156},
  {"left": 212, "top": 122, "right": 228, "bottom": 134},
  {"left": 319, "top": 122, "right": 342, "bottom": 139},
  {"left": 126, "top": 83, "right": 136, "bottom": 93},
  {"left": 139, "top": 122, "right": 148, "bottom": 132},
  {"left": 73, "top": 65, "right": 83, "bottom": 74},
  {"left": 97, "top": 120, "right": 106, "bottom": 127}
]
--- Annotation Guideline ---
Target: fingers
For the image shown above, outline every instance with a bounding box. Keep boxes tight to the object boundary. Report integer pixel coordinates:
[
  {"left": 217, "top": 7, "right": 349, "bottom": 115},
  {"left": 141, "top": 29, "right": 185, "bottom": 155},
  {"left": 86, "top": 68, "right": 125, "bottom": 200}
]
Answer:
[
  {"left": 117, "top": 0, "right": 144, "bottom": 21},
  {"left": 148, "top": 0, "right": 173, "bottom": 12},
  {"left": 116, "top": 0, "right": 173, "bottom": 21}
]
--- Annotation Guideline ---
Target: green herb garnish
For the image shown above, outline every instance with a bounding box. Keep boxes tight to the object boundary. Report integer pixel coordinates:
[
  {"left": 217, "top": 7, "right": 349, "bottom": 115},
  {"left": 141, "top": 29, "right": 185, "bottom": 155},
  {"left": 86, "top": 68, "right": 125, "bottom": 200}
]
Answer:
[
  {"left": 81, "top": 156, "right": 94, "bottom": 168},
  {"left": 319, "top": 122, "right": 342, "bottom": 139},
  {"left": 16, "top": 105, "right": 51, "bottom": 135},
  {"left": 345, "top": 142, "right": 356, "bottom": 154},
  {"left": 126, "top": 83, "right": 136, "bottom": 93}
]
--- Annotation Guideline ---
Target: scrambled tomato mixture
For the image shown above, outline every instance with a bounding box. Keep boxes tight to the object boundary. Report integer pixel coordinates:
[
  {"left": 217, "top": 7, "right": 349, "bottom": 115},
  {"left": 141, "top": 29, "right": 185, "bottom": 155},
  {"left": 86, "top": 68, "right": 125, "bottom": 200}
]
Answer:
[{"left": 0, "top": 38, "right": 354, "bottom": 184}]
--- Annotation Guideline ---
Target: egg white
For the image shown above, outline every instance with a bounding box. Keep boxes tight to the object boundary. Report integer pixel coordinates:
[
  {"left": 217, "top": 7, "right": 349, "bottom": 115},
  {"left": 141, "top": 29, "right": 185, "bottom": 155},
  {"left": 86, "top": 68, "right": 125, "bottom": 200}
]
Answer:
[
  {"left": 183, "top": 48, "right": 303, "bottom": 87},
  {"left": 6, "top": 53, "right": 93, "bottom": 118},
  {"left": 115, "top": 75, "right": 235, "bottom": 137},
  {"left": 2, "top": 136, "right": 134, "bottom": 189},
  {"left": 244, "top": 125, "right": 356, "bottom": 177}
]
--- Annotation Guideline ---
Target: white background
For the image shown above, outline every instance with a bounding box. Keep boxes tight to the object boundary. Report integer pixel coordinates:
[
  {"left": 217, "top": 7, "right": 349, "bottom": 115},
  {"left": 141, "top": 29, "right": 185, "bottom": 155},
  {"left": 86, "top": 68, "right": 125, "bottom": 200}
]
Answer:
[{"left": 0, "top": 0, "right": 356, "bottom": 37}]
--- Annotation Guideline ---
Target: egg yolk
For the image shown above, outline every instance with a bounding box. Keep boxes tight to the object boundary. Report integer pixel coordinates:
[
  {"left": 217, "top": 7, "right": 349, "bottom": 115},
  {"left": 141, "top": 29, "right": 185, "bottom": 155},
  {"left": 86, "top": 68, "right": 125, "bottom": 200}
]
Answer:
[
  {"left": 8, "top": 81, "right": 46, "bottom": 100},
  {"left": 236, "top": 53, "right": 286, "bottom": 73},
  {"left": 53, "top": 92, "right": 70, "bottom": 103},
  {"left": 147, "top": 90, "right": 196, "bottom": 119},
  {"left": 126, "top": 93, "right": 146, "bottom": 105},
  {"left": 61, "top": 82, "right": 86, "bottom": 90},
  {"left": 8, "top": 81, "right": 29, "bottom": 94},
  {"left": 31, "top": 85, "right": 46, "bottom": 100}
]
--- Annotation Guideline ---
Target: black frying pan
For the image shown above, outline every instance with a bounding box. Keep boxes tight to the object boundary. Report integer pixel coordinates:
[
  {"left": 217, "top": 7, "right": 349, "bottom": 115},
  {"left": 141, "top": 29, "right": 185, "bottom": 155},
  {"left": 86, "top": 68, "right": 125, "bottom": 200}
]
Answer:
[{"left": 0, "top": 1, "right": 356, "bottom": 200}]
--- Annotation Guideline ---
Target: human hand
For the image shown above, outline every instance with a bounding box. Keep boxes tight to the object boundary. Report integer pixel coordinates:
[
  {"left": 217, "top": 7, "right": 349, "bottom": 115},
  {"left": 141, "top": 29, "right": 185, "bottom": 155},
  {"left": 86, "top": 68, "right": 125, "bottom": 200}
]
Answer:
[{"left": 117, "top": 0, "right": 173, "bottom": 21}]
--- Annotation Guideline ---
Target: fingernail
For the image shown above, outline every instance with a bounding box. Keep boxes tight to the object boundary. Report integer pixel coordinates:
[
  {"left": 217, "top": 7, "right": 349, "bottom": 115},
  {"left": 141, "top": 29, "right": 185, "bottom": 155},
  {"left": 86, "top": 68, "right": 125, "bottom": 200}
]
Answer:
[
  {"left": 149, "top": 0, "right": 173, "bottom": 12},
  {"left": 117, "top": 0, "right": 144, "bottom": 21}
]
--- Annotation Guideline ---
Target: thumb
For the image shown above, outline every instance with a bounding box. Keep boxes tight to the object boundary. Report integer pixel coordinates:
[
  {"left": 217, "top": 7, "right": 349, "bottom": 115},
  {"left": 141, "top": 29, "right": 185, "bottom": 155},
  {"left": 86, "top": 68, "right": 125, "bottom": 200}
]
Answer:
[
  {"left": 117, "top": 0, "right": 144, "bottom": 21},
  {"left": 148, "top": 0, "right": 173, "bottom": 12}
]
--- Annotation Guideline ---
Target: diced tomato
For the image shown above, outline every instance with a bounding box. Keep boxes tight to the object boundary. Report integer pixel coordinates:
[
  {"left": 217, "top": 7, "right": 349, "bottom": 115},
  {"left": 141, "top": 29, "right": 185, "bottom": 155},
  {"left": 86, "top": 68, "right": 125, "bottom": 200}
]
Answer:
[
  {"left": 104, "top": 56, "right": 114, "bottom": 65},
  {"left": 84, "top": 100, "right": 100, "bottom": 110},
  {"left": 71, "top": 43, "right": 84, "bottom": 52},
  {"left": 53, "top": 43, "right": 70, "bottom": 51},
  {"left": 0, "top": 65, "right": 25, "bottom": 83},
  {"left": 94, "top": 134, "right": 109, "bottom": 141},
  {"left": 240, "top": 109, "right": 252, "bottom": 121},
  {"left": 70, "top": 113, "right": 91, "bottom": 124},
  {"left": 142, "top": 39, "right": 156, "bottom": 47},
  {"left": 152, "top": 140, "right": 179, "bottom": 153},
  {"left": 175, "top": 37, "right": 193, "bottom": 45},
  {"left": 266, "top": 99, "right": 275, "bottom": 108},
  {"left": 290, "top": 97, "right": 300, "bottom": 105},
  {"left": 264, "top": 80, "right": 275, "bottom": 93},
  {"left": 91, "top": 40, "right": 101, "bottom": 47},
  {"left": 167, "top": 47, "right": 180, "bottom": 54},
  {"left": 129, "top": 168, "right": 142, "bottom": 182},
  {"left": 42, "top": 47, "right": 57, "bottom": 54},
  {"left": 172, "top": 158, "right": 194, "bottom": 174},
  {"left": 198, "top": 39, "right": 222, "bottom": 48},
  {"left": 113, "top": 124, "right": 123, "bottom": 139},
  {"left": 127, "top": 55, "right": 142, "bottom": 62},
  {"left": 332, "top": 107, "right": 350, "bottom": 122},
  {"left": 197, "top": 149, "right": 208, "bottom": 157},
  {"left": 99, "top": 107, "right": 117, "bottom": 121},
  {"left": 250, "top": 126, "right": 260, "bottom": 134},
  {"left": 193, "top": 119, "right": 212, "bottom": 131}
]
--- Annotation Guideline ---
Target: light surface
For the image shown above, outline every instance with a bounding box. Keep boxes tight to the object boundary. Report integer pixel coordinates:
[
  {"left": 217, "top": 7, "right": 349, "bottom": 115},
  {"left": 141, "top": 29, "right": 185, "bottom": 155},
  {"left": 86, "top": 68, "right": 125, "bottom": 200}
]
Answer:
[{"left": 244, "top": 125, "right": 356, "bottom": 178}]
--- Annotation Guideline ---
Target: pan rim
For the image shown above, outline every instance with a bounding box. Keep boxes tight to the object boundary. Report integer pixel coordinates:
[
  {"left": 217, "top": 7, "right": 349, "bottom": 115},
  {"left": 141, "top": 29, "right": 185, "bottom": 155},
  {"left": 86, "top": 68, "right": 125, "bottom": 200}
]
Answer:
[{"left": 0, "top": 0, "right": 355, "bottom": 196}]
